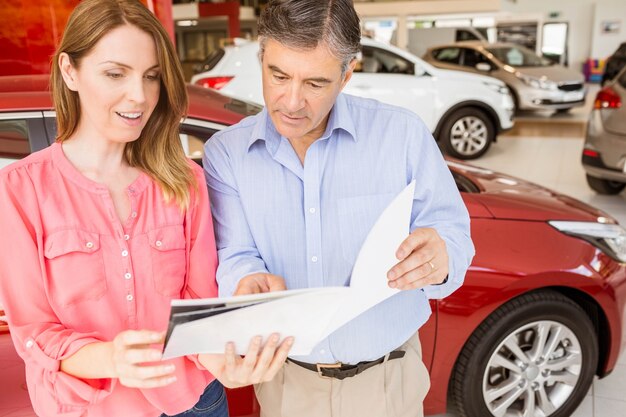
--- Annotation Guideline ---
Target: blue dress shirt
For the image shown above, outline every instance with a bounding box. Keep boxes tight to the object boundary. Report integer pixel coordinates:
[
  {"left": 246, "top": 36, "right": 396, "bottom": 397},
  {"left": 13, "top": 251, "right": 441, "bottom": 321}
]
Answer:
[{"left": 203, "top": 93, "right": 474, "bottom": 364}]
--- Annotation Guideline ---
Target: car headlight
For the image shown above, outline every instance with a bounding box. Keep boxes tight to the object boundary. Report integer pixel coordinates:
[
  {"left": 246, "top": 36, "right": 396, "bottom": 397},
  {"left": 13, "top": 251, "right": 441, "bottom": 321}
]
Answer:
[
  {"left": 549, "top": 221, "right": 626, "bottom": 263},
  {"left": 483, "top": 81, "right": 510, "bottom": 95},
  {"left": 516, "top": 73, "right": 558, "bottom": 91}
]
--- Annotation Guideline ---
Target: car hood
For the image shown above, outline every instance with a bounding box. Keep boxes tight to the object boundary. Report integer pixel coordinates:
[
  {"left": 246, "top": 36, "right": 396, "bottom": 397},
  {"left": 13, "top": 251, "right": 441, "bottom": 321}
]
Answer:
[
  {"left": 515, "top": 65, "right": 584, "bottom": 83},
  {"left": 447, "top": 160, "right": 614, "bottom": 223}
]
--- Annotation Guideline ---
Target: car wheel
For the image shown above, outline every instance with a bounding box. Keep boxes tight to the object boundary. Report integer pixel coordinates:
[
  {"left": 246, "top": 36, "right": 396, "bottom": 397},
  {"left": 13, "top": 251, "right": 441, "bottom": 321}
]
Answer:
[
  {"left": 450, "top": 290, "right": 598, "bottom": 417},
  {"left": 440, "top": 108, "right": 494, "bottom": 160},
  {"left": 586, "top": 175, "right": 626, "bottom": 195}
]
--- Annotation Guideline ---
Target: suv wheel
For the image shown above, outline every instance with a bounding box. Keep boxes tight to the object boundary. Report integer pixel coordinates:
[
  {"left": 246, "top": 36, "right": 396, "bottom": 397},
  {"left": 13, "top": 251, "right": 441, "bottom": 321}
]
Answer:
[
  {"left": 451, "top": 291, "right": 598, "bottom": 417},
  {"left": 586, "top": 174, "right": 626, "bottom": 195},
  {"left": 440, "top": 108, "right": 494, "bottom": 160}
]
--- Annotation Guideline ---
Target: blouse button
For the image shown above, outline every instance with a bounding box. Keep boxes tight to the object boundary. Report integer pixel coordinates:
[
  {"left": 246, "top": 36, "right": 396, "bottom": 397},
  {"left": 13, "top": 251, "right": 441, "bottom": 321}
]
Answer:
[
  {"left": 85, "top": 242, "right": 94, "bottom": 249},
  {"left": 124, "top": 273, "right": 132, "bottom": 280},
  {"left": 155, "top": 240, "right": 163, "bottom": 247},
  {"left": 25, "top": 340, "right": 34, "bottom": 349},
  {"left": 131, "top": 212, "right": 137, "bottom": 218},
  {"left": 124, "top": 234, "right": 130, "bottom": 241},
  {"left": 121, "top": 250, "right": 129, "bottom": 257},
  {"left": 126, "top": 294, "right": 133, "bottom": 301}
]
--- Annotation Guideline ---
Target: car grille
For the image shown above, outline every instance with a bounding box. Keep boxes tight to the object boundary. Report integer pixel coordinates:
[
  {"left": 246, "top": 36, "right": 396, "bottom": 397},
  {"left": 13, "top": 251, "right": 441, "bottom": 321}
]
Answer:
[{"left": 558, "top": 83, "right": 583, "bottom": 92}]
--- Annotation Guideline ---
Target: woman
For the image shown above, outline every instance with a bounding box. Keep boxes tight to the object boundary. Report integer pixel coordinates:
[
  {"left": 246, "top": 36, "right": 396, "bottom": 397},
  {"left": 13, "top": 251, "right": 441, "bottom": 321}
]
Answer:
[{"left": 0, "top": 1, "right": 292, "bottom": 416}]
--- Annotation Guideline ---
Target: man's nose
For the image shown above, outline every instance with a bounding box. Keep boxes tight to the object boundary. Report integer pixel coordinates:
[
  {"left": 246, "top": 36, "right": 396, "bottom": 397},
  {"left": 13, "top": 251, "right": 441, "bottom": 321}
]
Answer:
[{"left": 284, "top": 83, "right": 305, "bottom": 112}]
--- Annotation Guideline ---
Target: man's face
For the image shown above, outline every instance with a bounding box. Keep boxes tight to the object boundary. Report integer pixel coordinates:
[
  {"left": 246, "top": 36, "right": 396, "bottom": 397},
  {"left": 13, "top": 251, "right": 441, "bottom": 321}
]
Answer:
[{"left": 261, "top": 39, "right": 355, "bottom": 143}]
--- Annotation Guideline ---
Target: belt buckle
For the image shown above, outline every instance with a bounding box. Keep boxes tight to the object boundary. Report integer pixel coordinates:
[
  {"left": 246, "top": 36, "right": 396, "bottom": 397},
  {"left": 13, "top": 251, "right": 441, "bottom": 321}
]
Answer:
[{"left": 316, "top": 362, "right": 342, "bottom": 379}]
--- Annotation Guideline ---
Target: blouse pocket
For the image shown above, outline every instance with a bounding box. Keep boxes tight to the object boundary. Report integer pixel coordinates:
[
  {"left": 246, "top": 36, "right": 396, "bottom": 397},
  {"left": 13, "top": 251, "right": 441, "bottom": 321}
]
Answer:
[
  {"left": 337, "top": 193, "right": 396, "bottom": 265},
  {"left": 44, "top": 229, "right": 107, "bottom": 307},
  {"left": 148, "top": 225, "right": 186, "bottom": 297}
]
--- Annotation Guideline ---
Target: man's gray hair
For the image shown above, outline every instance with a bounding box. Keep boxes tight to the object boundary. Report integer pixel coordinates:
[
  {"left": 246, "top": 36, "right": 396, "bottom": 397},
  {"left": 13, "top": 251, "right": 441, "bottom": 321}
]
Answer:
[{"left": 258, "top": 0, "right": 361, "bottom": 75}]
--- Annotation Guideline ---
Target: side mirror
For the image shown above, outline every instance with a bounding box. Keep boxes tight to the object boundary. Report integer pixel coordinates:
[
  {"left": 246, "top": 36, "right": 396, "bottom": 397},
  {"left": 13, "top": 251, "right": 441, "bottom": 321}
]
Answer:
[{"left": 475, "top": 63, "right": 491, "bottom": 72}]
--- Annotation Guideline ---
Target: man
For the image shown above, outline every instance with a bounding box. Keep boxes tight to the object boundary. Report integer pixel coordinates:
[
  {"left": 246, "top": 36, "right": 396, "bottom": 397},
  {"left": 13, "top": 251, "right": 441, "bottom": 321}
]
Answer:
[{"left": 203, "top": 1, "right": 474, "bottom": 416}]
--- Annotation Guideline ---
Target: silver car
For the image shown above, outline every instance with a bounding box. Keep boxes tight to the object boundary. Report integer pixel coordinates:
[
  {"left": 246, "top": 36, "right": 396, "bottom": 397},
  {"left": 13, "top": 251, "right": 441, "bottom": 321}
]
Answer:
[
  {"left": 423, "top": 41, "right": 587, "bottom": 112},
  {"left": 582, "top": 65, "right": 626, "bottom": 194}
]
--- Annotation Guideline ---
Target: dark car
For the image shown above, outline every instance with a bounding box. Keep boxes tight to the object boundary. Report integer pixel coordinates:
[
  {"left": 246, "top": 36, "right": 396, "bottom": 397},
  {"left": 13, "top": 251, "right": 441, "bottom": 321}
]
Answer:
[
  {"left": 582, "top": 65, "right": 626, "bottom": 194},
  {"left": 602, "top": 42, "right": 626, "bottom": 86},
  {"left": 1, "top": 75, "right": 626, "bottom": 417}
]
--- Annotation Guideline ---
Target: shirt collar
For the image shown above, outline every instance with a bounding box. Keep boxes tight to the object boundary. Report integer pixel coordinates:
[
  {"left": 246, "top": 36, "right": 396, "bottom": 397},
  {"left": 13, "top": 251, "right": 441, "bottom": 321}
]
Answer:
[{"left": 246, "top": 93, "right": 357, "bottom": 153}]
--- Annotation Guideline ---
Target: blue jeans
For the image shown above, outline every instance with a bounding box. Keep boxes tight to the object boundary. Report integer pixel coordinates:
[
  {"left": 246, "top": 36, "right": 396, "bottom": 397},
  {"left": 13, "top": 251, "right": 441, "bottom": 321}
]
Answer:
[{"left": 161, "top": 380, "right": 229, "bottom": 417}]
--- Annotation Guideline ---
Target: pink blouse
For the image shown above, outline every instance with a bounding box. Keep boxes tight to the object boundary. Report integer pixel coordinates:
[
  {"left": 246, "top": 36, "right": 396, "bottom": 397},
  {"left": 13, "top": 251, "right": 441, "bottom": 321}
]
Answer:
[{"left": 0, "top": 142, "right": 218, "bottom": 417}]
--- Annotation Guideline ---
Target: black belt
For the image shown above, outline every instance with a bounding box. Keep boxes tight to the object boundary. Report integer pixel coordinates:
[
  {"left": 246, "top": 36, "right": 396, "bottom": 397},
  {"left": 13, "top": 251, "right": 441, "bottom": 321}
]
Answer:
[{"left": 288, "top": 350, "right": 405, "bottom": 380}]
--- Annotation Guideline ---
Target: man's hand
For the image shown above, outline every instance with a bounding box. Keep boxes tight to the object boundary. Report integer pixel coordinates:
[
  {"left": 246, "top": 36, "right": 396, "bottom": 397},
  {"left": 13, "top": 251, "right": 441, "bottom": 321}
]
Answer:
[
  {"left": 199, "top": 333, "right": 294, "bottom": 389},
  {"left": 234, "top": 273, "right": 287, "bottom": 295},
  {"left": 386, "top": 227, "right": 449, "bottom": 291}
]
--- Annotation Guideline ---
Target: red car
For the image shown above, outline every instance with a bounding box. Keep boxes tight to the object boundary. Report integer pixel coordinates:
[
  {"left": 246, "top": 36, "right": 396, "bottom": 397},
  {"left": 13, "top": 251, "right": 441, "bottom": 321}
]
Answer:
[{"left": 1, "top": 75, "right": 625, "bottom": 417}]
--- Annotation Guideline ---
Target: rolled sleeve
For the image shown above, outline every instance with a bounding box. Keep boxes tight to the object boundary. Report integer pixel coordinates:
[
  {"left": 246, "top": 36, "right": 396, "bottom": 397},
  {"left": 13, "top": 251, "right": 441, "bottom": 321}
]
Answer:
[{"left": 0, "top": 168, "right": 114, "bottom": 410}]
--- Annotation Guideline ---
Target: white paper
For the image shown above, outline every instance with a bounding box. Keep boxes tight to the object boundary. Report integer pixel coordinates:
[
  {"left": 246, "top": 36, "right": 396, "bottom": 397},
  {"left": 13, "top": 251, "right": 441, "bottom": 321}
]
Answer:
[{"left": 162, "top": 181, "right": 416, "bottom": 358}]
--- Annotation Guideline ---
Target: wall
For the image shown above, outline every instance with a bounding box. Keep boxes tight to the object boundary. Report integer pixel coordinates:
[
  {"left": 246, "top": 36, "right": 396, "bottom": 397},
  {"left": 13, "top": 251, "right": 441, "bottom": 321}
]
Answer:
[{"left": 590, "top": 0, "right": 626, "bottom": 59}]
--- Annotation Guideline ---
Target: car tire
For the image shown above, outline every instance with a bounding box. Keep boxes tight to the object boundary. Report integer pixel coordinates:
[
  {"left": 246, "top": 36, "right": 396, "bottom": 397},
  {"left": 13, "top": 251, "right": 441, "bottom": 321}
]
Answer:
[
  {"left": 450, "top": 290, "right": 598, "bottom": 417},
  {"left": 440, "top": 107, "right": 494, "bottom": 160},
  {"left": 586, "top": 175, "right": 626, "bottom": 195}
]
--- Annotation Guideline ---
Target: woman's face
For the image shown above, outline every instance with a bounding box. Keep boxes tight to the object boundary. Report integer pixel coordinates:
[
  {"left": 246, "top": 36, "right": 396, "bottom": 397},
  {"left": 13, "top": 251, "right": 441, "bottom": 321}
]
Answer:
[{"left": 60, "top": 24, "right": 161, "bottom": 144}]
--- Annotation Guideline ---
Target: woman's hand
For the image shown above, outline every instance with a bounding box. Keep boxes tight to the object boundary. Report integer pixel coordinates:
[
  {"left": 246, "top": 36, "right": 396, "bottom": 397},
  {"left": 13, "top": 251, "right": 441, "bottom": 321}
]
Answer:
[
  {"left": 109, "top": 330, "right": 177, "bottom": 388},
  {"left": 199, "top": 333, "right": 294, "bottom": 388}
]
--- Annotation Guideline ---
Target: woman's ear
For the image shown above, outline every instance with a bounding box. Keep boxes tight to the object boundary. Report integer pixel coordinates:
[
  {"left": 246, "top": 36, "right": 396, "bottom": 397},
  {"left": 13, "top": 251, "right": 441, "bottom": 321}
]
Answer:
[{"left": 58, "top": 53, "right": 79, "bottom": 92}]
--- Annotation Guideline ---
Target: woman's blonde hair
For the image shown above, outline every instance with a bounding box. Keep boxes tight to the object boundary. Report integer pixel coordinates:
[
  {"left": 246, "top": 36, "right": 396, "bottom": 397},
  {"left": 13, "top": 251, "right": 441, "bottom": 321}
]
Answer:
[{"left": 50, "top": 0, "right": 195, "bottom": 210}]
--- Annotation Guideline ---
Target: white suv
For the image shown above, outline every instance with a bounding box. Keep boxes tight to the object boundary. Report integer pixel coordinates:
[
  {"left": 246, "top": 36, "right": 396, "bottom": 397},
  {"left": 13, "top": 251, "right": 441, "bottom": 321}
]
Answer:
[{"left": 191, "top": 38, "right": 514, "bottom": 159}]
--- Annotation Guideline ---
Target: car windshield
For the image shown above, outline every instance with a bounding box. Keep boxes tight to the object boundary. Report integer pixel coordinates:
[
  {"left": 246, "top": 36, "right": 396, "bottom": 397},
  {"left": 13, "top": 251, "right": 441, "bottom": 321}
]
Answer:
[{"left": 486, "top": 46, "right": 553, "bottom": 67}]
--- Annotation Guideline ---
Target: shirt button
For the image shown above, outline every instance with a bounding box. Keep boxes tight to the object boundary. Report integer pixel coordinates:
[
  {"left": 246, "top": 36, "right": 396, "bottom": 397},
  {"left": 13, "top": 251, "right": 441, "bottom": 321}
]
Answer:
[
  {"left": 311, "top": 256, "right": 318, "bottom": 263},
  {"left": 124, "top": 234, "right": 130, "bottom": 241},
  {"left": 124, "top": 273, "right": 132, "bottom": 280},
  {"left": 155, "top": 240, "right": 163, "bottom": 247},
  {"left": 122, "top": 250, "right": 129, "bottom": 257},
  {"left": 131, "top": 212, "right": 137, "bottom": 218},
  {"left": 309, "top": 207, "right": 316, "bottom": 214},
  {"left": 25, "top": 340, "right": 34, "bottom": 349},
  {"left": 85, "top": 241, "right": 94, "bottom": 249},
  {"left": 126, "top": 294, "right": 133, "bottom": 301}
]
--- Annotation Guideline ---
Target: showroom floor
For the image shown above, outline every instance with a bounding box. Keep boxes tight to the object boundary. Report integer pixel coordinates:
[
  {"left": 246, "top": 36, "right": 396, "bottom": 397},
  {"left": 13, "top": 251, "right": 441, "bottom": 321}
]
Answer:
[{"left": 433, "top": 84, "right": 626, "bottom": 417}]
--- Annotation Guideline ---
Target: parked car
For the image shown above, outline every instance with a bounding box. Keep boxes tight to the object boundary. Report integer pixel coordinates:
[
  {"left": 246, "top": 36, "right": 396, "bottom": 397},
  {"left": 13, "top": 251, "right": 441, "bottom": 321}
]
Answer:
[
  {"left": 391, "top": 26, "right": 487, "bottom": 58},
  {"left": 601, "top": 42, "right": 626, "bottom": 86},
  {"left": 582, "top": 65, "right": 626, "bottom": 195},
  {"left": 190, "top": 37, "right": 515, "bottom": 160},
  {"left": 423, "top": 41, "right": 587, "bottom": 113},
  {"left": 2, "top": 75, "right": 626, "bottom": 417}
]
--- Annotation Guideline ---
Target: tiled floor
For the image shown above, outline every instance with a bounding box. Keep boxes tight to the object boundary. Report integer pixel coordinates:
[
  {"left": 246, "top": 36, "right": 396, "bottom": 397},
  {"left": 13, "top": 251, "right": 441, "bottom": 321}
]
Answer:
[{"left": 432, "top": 86, "right": 626, "bottom": 416}]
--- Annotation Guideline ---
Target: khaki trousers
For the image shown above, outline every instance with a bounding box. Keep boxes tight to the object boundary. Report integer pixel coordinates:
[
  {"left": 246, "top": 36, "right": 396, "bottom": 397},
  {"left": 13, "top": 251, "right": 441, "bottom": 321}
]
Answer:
[{"left": 254, "top": 331, "right": 430, "bottom": 417}]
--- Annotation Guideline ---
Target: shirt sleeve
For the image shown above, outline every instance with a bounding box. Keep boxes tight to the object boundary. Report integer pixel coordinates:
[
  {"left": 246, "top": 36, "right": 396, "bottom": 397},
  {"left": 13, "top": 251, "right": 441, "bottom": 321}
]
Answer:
[
  {"left": 406, "top": 122, "right": 476, "bottom": 299},
  {"left": 0, "top": 167, "right": 115, "bottom": 410},
  {"left": 203, "top": 135, "right": 269, "bottom": 297}
]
